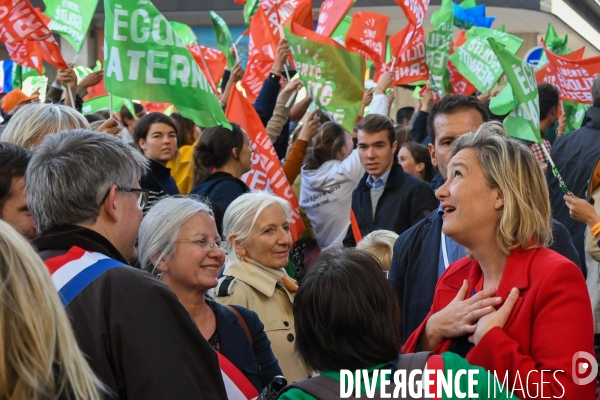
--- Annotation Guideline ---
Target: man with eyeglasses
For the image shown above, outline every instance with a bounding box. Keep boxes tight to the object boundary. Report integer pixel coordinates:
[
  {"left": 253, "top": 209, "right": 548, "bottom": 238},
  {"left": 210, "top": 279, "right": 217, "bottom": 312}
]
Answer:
[{"left": 28, "top": 129, "right": 227, "bottom": 399}]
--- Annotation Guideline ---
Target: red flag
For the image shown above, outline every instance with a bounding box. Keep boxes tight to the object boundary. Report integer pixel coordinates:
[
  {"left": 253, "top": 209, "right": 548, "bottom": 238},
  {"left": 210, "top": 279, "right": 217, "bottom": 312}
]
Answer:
[
  {"left": 261, "top": 0, "right": 313, "bottom": 38},
  {"left": 140, "top": 101, "right": 173, "bottom": 114},
  {"left": 0, "top": 1, "right": 67, "bottom": 73},
  {"left": 241, "top": 7, "right": 278, "bottom": 103},
  {"left": 315, "top": 0, "right": 354, "bottom": 36},
  {"left": 388, "top": 24, "right": 427, "bottom": 85},
  {"left": 188, "top": 44, "right": 218, "bottom": 94},
  {"left": 200, "top": 46, "right": 227, "bottom": 87},
  {"left": 345, "top": 12, "right": 389, "bottom": 80},
  {"left": 225, "top": 88, "right": 305, "bottom": 241},
  {"left": 394, "top": 0, "right": 430, "bottom": 29},
  {"left": 542, "top": 44, "right": 600, "bottom": 104},
  {"left": 535, "top": 47, "right": 586, "bottom": 86}
]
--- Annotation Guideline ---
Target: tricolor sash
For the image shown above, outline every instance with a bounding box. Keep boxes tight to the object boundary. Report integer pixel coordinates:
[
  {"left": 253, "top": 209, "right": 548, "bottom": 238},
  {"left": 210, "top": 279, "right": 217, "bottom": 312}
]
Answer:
[
  {"left": 218, "top": 352, "right": 260, "bottom": 399},
  {"left": 46, "top": 246, "right": 126, "bottom": 306}
]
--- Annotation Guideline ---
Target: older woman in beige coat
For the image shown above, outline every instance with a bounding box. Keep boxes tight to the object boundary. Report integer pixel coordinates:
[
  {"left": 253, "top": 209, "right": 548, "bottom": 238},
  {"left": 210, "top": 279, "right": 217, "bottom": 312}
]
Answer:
[{"left": 215, "top": 191, "right": 310, "bottom": 383}]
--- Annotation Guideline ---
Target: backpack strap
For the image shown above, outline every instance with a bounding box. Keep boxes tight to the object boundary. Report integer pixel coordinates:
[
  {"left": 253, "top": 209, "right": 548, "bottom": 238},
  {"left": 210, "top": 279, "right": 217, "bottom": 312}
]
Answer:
[
  {"left": 278, "top": 376, "right": 340, "bottom": 400},
  {"left": 396, "top": 351, "right": 433, "bottom": 400},
  {"left": 225, "top": 305, "right": 253, "bottom": 348}
]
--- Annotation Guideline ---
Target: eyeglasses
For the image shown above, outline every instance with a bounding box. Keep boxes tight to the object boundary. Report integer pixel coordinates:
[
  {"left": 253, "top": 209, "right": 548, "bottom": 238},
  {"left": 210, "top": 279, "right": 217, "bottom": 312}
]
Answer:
[
  {"left": 178, "top": 237, "right": 223, "bottom": 250},
  {"left": 122, "top": 188, "right": 149, "bottom": 209},
  {"left": 100, "top": 186, "right": 150, "bottom": 209}
]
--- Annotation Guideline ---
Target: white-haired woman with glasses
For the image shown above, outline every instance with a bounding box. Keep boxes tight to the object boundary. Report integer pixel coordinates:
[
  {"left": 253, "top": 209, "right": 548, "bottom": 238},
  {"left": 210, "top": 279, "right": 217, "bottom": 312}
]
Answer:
[
  {"left": 137, "top": 196, "right": 282, "bottom": 393},
  {"left": 215, "top": 191, "right": 311, "bottom": 383}
]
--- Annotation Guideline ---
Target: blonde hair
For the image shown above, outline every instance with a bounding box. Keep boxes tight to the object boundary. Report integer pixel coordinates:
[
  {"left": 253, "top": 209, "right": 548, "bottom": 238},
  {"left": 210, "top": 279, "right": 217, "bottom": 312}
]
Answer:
[
  {"left": 0, "top": 220, "right": 105, "bottom": 399},
  {"left": 1, "top": 103, "right": 89, "bottom": 149},
  {"left": 451, "top": 122, "right": 552, "bottom": 254},
  {"left": 356, "top": 230, "right": 399, "bottom": 271}
]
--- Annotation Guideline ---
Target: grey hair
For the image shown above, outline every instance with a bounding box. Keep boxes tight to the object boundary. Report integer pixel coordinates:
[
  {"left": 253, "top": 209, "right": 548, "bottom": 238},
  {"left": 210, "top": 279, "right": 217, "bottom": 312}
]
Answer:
[
  {"left": 1, "top": 103, "right": 89, "bottom": 149},
  {"left": 26, "top": 129, "right": 148, "bottom": 233},
  {"left": 593, "top": 75, "right": 600, "bottom": 108},
  {"left": 222, "top": 191, "right": 291, "bottom": 262},
  {"left": 138, "top": 196, "right": 214, "bottom": 276}
]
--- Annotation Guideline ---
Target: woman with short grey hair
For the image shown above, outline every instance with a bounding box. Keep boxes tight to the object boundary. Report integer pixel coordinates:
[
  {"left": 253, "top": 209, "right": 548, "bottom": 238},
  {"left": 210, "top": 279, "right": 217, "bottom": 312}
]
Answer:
[
  {"left": 1, "top": 103, "right": 89, "bottom": 149},
  {"left": 137, "top": 196, "right": 282, "bottom": 393},
  {"left": 216, "top": 191, "right": 311, "bottom": 383}
]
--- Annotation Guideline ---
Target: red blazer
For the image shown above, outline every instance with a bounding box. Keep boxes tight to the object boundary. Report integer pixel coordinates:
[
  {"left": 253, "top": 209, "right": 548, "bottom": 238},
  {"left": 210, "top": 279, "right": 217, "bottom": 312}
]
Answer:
[{"left": 402, "top": 246, "right": 596, "bottom": 400}]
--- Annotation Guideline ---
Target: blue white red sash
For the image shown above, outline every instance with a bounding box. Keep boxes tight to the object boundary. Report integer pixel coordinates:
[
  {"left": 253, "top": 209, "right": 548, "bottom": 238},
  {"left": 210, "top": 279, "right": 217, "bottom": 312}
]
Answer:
[
  {"left": 218, "top": 352, "right": 260, "bottom": 399},
  {"left": 46, "top": 246, "right": 126, "bottom": 306}
]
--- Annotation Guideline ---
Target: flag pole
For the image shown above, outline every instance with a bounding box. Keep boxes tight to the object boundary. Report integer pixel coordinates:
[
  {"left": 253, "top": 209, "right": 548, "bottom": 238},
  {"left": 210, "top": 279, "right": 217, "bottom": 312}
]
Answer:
[
  {"left": 390, "top": 57, "right": 397, "bottom": 70},
  {"left": 64, "top": 84, "right": 76, "bottom": 109},
  {"left": 276, "top": 23, "right": 292, "bottom": 82},
  {"left": 109, "top": 93, "right": 114, "bottom": 119},
  {"left": 522, "top": 105, "right": 573, "bottom": 196}
]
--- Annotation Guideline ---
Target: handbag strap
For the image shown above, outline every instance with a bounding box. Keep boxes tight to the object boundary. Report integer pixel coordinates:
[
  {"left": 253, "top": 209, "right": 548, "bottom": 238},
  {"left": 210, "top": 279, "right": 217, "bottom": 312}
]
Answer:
[{"left": 225, "top": 305, "right": 253, "bottom": 347}]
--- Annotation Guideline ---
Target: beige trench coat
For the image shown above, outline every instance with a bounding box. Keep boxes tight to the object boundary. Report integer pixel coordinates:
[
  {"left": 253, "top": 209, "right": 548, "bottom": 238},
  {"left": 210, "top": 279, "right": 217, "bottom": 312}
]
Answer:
[{"left": 214, "top": 259, "right": 311, "bottom": 383}]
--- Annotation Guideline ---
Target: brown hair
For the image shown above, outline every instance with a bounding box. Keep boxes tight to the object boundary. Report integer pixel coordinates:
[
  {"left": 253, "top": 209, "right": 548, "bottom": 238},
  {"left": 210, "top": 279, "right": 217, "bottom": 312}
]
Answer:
[
  {"left": 303, "top": 122, "right": 348, "bottom": 170},
  {"left": 356, "top": 114, "right": 395, "bottom": 145}
]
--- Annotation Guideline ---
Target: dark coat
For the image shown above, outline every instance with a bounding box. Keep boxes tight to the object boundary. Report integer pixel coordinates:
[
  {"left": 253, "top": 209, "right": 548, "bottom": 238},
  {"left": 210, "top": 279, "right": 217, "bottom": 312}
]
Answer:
[
  {"left": 389, "top": 210, "right": 582, "bottom": 342},
  {"left": 211, "top": 299, "right": 282, "bottom": 391},
  {"left": 402, "top": 246, "right": 596, "bottom": 399},
  {"left": 546, "top": 106, "right": 600, "bottom": 278},
  {"left": 343, "top": 162, "right": 438, "bottom": 247},
  {"left": 32, "top": 225, "right": 227, "bottom": 400},
  {"left": 190, "top": 172, "right": 250, "bottom": 234}
]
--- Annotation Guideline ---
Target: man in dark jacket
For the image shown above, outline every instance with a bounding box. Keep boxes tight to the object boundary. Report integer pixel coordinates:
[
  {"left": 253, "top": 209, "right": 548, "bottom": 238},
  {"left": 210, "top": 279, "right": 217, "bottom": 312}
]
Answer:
[
  {"left": 343, "top": 114, "right": 438, "bottom": 247},
  {"left": 28, "top": 129, "right": 227, "bottom": 399},
  {"left": 546, "top": 76, "right": 600, "bottom": 276},
  {"left": 389, "top": 95, "right": 581, "bottom": 342}
]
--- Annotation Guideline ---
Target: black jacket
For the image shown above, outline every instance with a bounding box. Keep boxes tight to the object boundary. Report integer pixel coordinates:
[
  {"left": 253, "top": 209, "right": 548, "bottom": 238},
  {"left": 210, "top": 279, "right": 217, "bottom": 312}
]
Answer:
[
  {"left": 389, "top": 210, "right": 582, "bottom": 342},
  {"left": 546, "top": 106, "right": 600, "bottom": 278},
  {"left": 32, "top": 225, "right": 227, "bottom": 399},
  {"left": 210, "top": 299, "right": 282, "bottom": 391},
  {"left": 343, "top": 162, "right": 438, "bottom": 247},
  {"left": 190, "top": 172, "right": 250, "bottom": 234}
]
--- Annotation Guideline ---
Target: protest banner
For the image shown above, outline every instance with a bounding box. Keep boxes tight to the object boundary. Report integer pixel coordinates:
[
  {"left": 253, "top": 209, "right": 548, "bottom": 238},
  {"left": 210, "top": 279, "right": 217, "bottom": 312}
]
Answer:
[
  {"left": 104, "top": 0, "right": 230, "bottom": 129},
  {"left": 535, "top": 47, "right": 585, "bottom": 85},
  {"left": 0, "top": 1, "right": 68, "bottom": 74},
  {"left": 345, "top": 12, "right": 389, "bottom": 80},
  {"left": 395, "top": 0, "right": 430, "bottom": 29},
  {"left": 241, "top": 7, "right": 278, "bottom": 103},
  {"left": 43, "top": 0, "right": 98, "bottom": 53},
  {"left": 225, "top": 87, "right": 305, "bottom": 242},
  {"left": 315, "top": 0, "right": 355, "bottom": 37},
  {"left": 542, "top": 46, "right": 600, "bottom": 104},
  {"left": 388, "top": 24, "right": 428, "bottom": 85},
  {"left": 425, "top": 0, "right": 453, "bottom": 97},
  {"left": 448, "top": 26, "right": 523, "bottom": 93},
  {"left": 285, "top": 22, "right": 364, "bottom": 134}
]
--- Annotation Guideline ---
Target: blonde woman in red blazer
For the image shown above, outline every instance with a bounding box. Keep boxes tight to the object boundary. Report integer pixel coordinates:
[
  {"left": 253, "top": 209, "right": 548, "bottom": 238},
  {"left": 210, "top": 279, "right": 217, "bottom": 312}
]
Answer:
[{"left": 402, "top": 123, "right": 596, "bottom": 399}]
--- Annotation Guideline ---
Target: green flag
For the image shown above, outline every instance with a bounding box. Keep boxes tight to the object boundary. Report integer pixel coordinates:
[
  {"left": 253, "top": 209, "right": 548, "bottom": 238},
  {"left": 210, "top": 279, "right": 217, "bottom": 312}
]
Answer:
[
  {"left": 488, "top": 38, "right": 540, "bottom": 143},
  {"left": 448, "top": 27, "right": 523, "bottom": 93},
  {"left": 425, "top": 0, "right": 453, "bottom": 97},
  {"left": 82, "top": 94, "right": 124, "bottom": 114},
  {"left": 104, "top": 0, "right": 230, "bottom": 129},
  {"left": 169, "top": 22, "right": 198, "bottom": 46},
  {"left": 331, "top": 15, "right": 351, "bottom": 46},
  {"left": 285, "top": 24, "right": 364, "bottom": 134},
  {"left": 537, "top": 24, "right": 569, "bottom": 69},
  {"left": 43, "top": 0, "right": 99, "bottom": 53},
  {"left": 244, "top": 0, "right": 260, "bottom": 28},
  {"left": 459, "top": 0, "right": 477, "bottom": 8},
  {"left": 210, "top": 11, "right": 235, "bottom": 69},
  {"left": 563, "top": 100, "right": 590, "bottom": 135}
]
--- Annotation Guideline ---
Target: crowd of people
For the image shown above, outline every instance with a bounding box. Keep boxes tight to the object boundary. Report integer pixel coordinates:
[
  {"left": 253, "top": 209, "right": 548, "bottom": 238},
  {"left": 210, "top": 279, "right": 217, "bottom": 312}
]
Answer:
[{"left": 0, "top": 35, "right": 599, "bottom": 399}]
